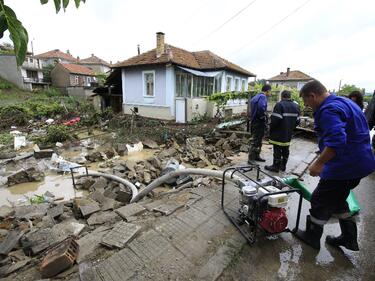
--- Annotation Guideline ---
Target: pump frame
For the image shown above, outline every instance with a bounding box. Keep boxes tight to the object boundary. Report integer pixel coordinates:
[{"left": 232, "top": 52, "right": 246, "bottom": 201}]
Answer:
[{"left": 221, "top": 164, "right": 303, "bottom": 244}]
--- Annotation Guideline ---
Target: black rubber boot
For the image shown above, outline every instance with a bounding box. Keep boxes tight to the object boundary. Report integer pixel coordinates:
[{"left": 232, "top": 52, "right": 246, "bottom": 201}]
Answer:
[
  {"left": 265, "top": 160, "right": 281, "bottom": 172},
  {"left": 254, "top": 155, "right": 266, "bottom": 162},
  {"left": 294, "top": 215, "right": 323, "bottom": 250},
  {"left": 326, "top": 219, "right": 359, "bottom": 251},
  {"left": 280, "top": 158, "right": 288, "bottom": 172}
]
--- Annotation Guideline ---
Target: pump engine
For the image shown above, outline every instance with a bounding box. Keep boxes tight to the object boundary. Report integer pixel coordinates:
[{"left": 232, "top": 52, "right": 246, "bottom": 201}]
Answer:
[{"left": 238, "top": 181, "right": 289, "bottom": 234}]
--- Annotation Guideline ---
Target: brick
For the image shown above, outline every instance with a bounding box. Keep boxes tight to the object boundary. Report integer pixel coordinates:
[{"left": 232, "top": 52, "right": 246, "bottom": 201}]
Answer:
[{"left": 40, "top": 238, "right": 79, "bottom": 278}]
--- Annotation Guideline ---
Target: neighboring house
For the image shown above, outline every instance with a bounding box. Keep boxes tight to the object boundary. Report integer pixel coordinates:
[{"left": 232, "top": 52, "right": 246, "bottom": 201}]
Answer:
[
  {"left": 267, "top": 68, "right": 314, "bottom": 90},
  {"left": 78, "top": 54, "right": 111, "bottom": 74},
  {"left": 0, "top": 54, "right": 48, "bottom": 91},
  {"left": 34, "top": 49, "right": 77, "bottom": 67},
  {"left": 110, "top": 32, "right": 256, "bottom": 123},
  {"left": 51, "top": 63, "right": 96, "bottom": 88}
]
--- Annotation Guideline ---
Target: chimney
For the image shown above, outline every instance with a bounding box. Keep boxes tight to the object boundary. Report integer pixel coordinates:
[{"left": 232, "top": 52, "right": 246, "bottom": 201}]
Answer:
[
  {"left": 156, "top": 32, "right": 165, "bottom": 58},
  {"left": 137, "top": 44, "right": 140, "bottom": 55},
  {"left": 91, "top": 53, "right": 94, "bottom": 57},
  {"left": 67, "top": 49, "right": 70, "bottom": 55},
  {"left": 166, "top": 45, "right": 173, "bottom": 60},
  {"left": 77, "top": 56, "right": 80, "bottom": 61},
  {"left": 286, "top": 67, "right": 290, "bottom": 77}
]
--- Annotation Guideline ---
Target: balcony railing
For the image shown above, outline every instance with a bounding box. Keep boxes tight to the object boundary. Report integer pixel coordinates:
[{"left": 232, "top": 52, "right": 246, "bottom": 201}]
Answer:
[
  {"left": 23, "top": 77, "right": 47, "bottom": 83},
  {"left": 22, "top": 61, "right": 42, "bottom": 70}
]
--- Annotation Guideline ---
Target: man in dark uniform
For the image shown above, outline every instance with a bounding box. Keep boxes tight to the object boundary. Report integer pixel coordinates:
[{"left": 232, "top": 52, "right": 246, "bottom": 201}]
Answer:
[
  {"left": 265, "top": 90, "right": 300, "bottom": 172},
  {"left": 295, "top": 80, "right": 375, "bottom": 250},
  {"left": 248, "top": 84, "right": 272, "bottom": 163}
]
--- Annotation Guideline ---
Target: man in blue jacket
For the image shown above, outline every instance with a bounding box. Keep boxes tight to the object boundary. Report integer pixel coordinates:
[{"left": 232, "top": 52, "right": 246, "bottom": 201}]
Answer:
[
  {"left": 295, "top": 80, "right": 375, "bottom": 250},
  {"left": 265, "top": 90, "right": 300, "bottom": 172},
  {"left": 248, "top": 84, "right": 272, "bottom": 163}
]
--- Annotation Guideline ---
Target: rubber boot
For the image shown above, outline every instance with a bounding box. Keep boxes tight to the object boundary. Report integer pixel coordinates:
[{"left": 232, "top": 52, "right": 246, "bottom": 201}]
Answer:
[
  {"left": 265, "top": 159, "right": 281, "bottom": 172},
  {"left": 294, "top": 215, "right": 323, "bottom": 250},
  {"left": 326, "top": 219, "right": 359, "bottom": 251},
  {"left": 280, "top": 158, "right": 288, "bottom": 172},
  {"left": 255, "top": 155, "right": 266, "bottom": 162}
]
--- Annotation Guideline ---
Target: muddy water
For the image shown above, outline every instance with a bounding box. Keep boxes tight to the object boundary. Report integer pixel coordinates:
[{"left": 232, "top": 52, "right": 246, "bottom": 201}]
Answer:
[
  {"left": 0, "top": 149, "right": 157, "bottom": 207},
  {"left": 0, "top": 174, "right": 79, "bottom": 207}
]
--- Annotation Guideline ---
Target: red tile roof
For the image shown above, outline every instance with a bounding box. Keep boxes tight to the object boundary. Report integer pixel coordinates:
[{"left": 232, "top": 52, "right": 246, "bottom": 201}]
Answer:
[
  {"left": 268, "top": 70, "right": 313, "bottom": 81},
  {"left": 35, "top": 49, "right": 77, "bottom": 62},
  {"left": 79, "top": 54, "right": 111, "bottom": 67},
  {"left": 60, "top": 63, "right": 95, "bottom": 76},
  {"left": 114, "top": 44, "right": 255, "bottom": 77}
]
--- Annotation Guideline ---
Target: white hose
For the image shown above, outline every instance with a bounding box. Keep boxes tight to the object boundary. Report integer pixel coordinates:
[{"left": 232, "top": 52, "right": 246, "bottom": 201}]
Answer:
[
  {"left": 76, "top": 171, "right": 138, "bottom": 201},
  {"left": 131, "top": 168, "right": 244, "bottom": 203}
]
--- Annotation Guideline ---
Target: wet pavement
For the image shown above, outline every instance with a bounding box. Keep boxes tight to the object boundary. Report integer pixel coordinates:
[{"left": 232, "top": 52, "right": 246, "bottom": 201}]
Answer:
[
  {"left": 219, "top": 138, "right": 375, "bottom": 281},
  {"left": 1, "top": 137, "right": 374, "bottom": 280}
]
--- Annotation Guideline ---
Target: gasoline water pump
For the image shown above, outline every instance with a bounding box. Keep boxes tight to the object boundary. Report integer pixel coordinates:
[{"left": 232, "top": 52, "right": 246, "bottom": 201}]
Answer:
[{"left": 221, "top": 165, "right": 303, "bottom": 244}]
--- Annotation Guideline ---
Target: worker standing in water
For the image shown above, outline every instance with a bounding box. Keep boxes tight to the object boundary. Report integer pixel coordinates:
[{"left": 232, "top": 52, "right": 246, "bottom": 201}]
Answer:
[{"left": 295, "top": 80, "right": 375, "bottom": 250}]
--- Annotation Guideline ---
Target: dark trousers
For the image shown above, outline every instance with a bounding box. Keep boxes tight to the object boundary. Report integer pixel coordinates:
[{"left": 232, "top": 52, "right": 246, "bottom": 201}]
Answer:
[
  {"left": 249, "top": 121, "right": 265, "bottom": 159},
  {"left": 310, "top": 178, "right": 361, "bottom": 224},
  {"left": 273, "top": 145, "right": 289, "bottom": 165}
]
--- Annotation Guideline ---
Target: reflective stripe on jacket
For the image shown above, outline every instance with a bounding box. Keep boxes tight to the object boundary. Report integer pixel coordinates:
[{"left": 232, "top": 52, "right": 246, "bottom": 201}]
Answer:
[{"left": 269, "top": 99, "right": 300, "bottom": 146}]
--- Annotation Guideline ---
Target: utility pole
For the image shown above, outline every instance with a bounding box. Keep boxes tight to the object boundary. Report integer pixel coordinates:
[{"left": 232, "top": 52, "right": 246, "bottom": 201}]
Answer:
[
  {"left": 31, "top": 38, "right": 35, "bottom": 56},
  {"left": 338, "top": 79, "right": 342, "bottom": 94}
]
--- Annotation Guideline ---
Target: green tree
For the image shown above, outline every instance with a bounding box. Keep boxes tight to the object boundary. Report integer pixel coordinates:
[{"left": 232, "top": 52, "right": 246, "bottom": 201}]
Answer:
[
  {"left": 0, "top": 0, "right": 86, "bottom": 66},
  {"left": 338, "top": 84, "right": 363, "bottom": 96}
]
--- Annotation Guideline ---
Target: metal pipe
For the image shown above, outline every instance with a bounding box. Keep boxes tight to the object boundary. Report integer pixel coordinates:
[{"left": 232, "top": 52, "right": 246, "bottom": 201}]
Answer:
[{"left": 131, "top": 168, "right": 244, "bottom": 203}]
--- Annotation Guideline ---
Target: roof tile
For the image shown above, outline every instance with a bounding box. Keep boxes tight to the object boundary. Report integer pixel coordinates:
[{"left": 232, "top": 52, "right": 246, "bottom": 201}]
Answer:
[
  {"left": 268, "top": 70, "right": 313, "bottom": 81},
  {"left": 60, "top": 63, "right": 95, "bottom": 76}
]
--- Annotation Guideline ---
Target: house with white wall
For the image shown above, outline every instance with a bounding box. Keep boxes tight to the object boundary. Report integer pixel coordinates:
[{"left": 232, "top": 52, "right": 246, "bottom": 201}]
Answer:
[
  {"left": 267, "top": 68, "right": 314, "bottom": 90},
  {"left": 78, "top": 54, "right": 111, "bottom": 74},
  {"left": 0, "top": 54, "right": 48, "bottom": 91},
  {"left": 110, "top": 32, "right": 256, "bottom": 123},
  {"left": 35, "top": 49, "right": 77, "bottom": 67}
]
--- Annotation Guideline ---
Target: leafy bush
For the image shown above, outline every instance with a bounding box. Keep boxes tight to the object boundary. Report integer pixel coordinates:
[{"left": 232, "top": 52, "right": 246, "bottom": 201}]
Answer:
[
  {"left": 40, "top": 88, "right": 63, "bottom": 97},
  {"left": 0, "top": 133, "right": 13, "bottom": 145},
  {"left": 0, "top": 104, "right": 31, "bottom": 127},
  {"left": 46, "top": 125, "right": 70, "bottom": 143},
  {"left": 0, "top": 80, "right": 13, "bottom": 90}
]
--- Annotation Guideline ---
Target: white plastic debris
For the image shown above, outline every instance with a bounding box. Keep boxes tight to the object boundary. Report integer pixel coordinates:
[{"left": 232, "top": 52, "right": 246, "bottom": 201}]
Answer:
[
  {"left": 14, "top": 135, "right": 26, "bottom": 150},
  {"left": 55, "top": 142, "right": 64, "bottom": 148},
  {"left": 45, "top": 118, "right": 54, "bottom": 125},
  {"left": 126, "top": 142, "right": 143, "bottom": 154},
  {"left": 10, "top": 130, "right": 22, "bottom": 136}
]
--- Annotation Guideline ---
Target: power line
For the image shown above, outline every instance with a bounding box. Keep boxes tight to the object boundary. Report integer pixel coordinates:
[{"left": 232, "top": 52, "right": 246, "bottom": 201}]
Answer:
[
  {"left": 194, "top": 0, "right": 257, "bottom": 46},
  {"left": 232, "top": 0, "right": 312, "bottom": 55}
]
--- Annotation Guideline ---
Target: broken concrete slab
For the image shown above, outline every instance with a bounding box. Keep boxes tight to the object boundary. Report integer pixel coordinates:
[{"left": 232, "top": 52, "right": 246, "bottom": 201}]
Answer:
[
  {"left": 89, "top": 190, "right": 117, "bottom": 211},
  {"left": 14, "top": 203, "right": 49, "bottom": 219},
  {"left": 124, "top": 160, "right": 136, "bottom": 172},
  {"left": 143, "top": 139, "right": 159, "bottom": 149},
  {"left": 158, "top": 148, "right": 177, "bottom": 159},
  {"left": 0, "top": 205, "right": 14, "bottom": 219},
  {"left": 101, "top": 222, "right": 140, "bottom": 249},
  {"left": 7, "top": 167, "right": 45, "bottom": 186},
  {"left": 47, "top": 204, "right": 64, "bottom": 219},
  {"left": 90, "top": 177, "right": 107, "bottom": 191},
  {"left": 21, "top": 228, "right": 57, "bottom": 255},
  {"left": 87, "top": 211, "right": 121, "bottom": 226},
  {"left": 0, "top": 230, "right": 24, "bottom": 255},
  {"left": 33, "top": 144, "right": 54, "bottom": 159},
  {"left": 77, "top": 226, "right": 111, "bottom": 263},
  {"left": 115, "top": 203, "right": 146, "bottom": 221},
  {"left": 115, "top": 189, "right": 132, "bottom": 203},
  {"left": 153, "top": 201, "right": 185, "bottom": 216},
  {"left": 74, "top": 198, "right": 100, "bottom": 218},
  {"left": 52, "top": 219, "right": 85, "bottom": 240},
  {"left": 147, "top": 156, "right": 162, "bottom": 170},
  {"left": 0, "top": 257, "right": 31, "bottom": 277},
  {"left": 0, "top": 150, "right": 16, "bottom": 160}
]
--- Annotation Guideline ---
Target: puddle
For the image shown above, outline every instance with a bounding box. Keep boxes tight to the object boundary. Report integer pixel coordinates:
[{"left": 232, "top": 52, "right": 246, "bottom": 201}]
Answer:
[
  {"left": 119, "top": 149, "right": 156, "bottom": 162},
  {"left": 0, "top": 174, "right": 78, "bottom": 207}
]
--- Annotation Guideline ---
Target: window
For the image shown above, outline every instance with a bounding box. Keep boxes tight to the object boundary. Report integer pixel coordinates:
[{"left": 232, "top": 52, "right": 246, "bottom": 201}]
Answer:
[
  {"left": 234, "top": 78, "right": 240, "bottom": 92},
  {"left": 143, "top": 71, "right": 155, "bottom": 97},
  {"left": 226, "top": 76, "right": 232, "bottom": 92},
  {"left": 214, "top": 74, "right": 222, "bottom": 93},
  {"left": 241, "top": 79, "right": 246, "bottom": 92},
  {"left": 75, "top": 76, "right": 79, "bottom": 85}
]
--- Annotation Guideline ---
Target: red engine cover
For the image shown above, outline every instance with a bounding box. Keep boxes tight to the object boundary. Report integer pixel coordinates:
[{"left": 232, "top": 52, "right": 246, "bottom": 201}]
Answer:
[{"left": 258, "top": 208, "right": 288, "bottom": 233}]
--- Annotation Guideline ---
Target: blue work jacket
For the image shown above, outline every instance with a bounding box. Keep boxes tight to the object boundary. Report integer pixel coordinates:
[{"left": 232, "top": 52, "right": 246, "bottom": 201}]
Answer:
[
  {"left": 249, "top": 93, "right": 267, "bottom": 122},
  {"left": 314, "top": 95, "right": 375, "bottom": 180}
]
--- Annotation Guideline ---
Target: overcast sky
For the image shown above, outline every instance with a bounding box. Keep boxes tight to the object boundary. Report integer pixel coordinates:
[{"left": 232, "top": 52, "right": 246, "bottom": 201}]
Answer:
[{"left": 3, "top": 0, "right": 375, "bottom": 92}]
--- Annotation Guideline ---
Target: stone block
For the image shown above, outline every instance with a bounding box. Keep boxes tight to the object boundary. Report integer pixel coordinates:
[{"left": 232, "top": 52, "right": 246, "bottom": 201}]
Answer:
[
  {"left": 115, "top": 204, "right": 146, "bottom": 221},
  {"left": 87, "top": 211, "right": 120, "bottom": 226},
  {"left": 101, "top": 222, "right": 140, "bottom": 249}
]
